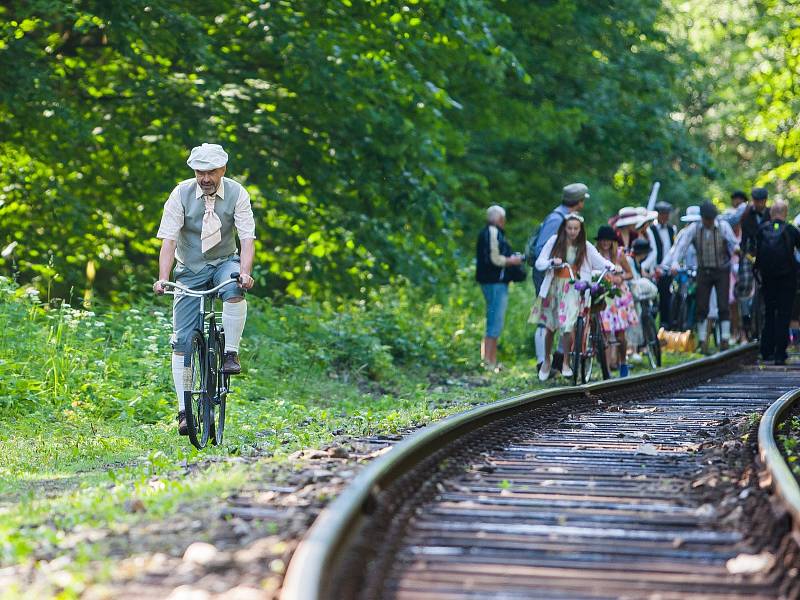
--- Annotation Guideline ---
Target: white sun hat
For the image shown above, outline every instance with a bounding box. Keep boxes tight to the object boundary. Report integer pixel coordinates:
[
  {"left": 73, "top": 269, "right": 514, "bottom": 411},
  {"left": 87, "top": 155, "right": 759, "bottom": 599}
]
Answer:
[
  {"left": 681, "top": 205, "right": 701, "bottom": 222},
  {"left": 614, "top": 206, "right": 640, "bottom": 227}
]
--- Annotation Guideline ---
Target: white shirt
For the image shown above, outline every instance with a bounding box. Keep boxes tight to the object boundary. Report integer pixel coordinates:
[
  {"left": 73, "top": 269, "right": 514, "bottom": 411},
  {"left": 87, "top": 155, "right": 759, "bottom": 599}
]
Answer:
[
  {"left": 534, "top": 235, "right": 616, "bottom": 299},
  {"left": 157, "top": 177, "right": 256, "bottom": 241}
]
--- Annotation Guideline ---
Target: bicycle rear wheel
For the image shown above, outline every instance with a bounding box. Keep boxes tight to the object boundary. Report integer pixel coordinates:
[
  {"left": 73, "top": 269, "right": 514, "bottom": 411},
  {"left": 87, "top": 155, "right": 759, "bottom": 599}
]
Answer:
[
  {"left": 184, "top": 329, "right": 210, "bottom": 449},
  {"left": 210, "top": 328, "right": 228, "bottom": 446}
]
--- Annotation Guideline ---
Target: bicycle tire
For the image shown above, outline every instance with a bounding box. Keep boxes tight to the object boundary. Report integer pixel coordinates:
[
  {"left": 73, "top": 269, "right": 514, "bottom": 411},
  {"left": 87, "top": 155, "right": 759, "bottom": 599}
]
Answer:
[
  {"left": 669, "top": 293, "right": 683, "bottom": 331},
  {"left": 184, "top": 329, "right": 210, "bottom": 449},
  {"left": 643, "top": 309, "right": 661, "bottom": 368},
  {"left": 571, "top": 317, "right": 584, "bottom": 386},
  {"left": 581, "top": 316, "right": 595, "bottom": 383},
  {"left": 594, "top": 314, "right": 611, "bottom": 380},
  {"left": 211, "top": 328, "right": 228, "bottom": 446},
  {"left": 752, "top": 289, "right": 764, "bottom": 341}
]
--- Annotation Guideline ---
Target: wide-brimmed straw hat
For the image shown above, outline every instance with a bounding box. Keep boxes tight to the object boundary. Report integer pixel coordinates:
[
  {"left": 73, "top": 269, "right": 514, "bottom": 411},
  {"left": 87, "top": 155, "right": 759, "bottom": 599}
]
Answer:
[
  {"left": 681, "top": 205, "right": 701, "bottom": 222},
  {"left": 614, "top": 206, "right": 640, "bottom": 227}
]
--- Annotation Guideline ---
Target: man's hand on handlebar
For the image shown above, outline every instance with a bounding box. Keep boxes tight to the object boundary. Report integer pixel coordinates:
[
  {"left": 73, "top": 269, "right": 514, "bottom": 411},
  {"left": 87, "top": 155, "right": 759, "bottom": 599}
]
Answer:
[
  {"left": 238, "top": 273, "right": 255, "bottom": 290},
  {"left": 153, "top": 280, "right": 167, "bottom": 295},
  {"left": 551, "top": 257, "right": 563, "bottom": 267}
]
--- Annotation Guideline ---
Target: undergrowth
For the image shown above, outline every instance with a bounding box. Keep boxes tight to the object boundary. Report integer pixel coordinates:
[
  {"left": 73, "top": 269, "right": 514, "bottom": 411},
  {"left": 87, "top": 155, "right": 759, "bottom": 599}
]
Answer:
[{"left": 0, "top": 273, "right": 694, "bottom": 597}]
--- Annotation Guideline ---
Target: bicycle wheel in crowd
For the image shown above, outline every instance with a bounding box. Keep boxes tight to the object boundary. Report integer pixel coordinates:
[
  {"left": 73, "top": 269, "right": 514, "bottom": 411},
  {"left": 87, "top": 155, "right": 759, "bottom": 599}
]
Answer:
[
  {"left": 571, "top": 317, "right": 584, "bottom": 386},
  {"left": 184, "top": 329, "right": 211, "bottom": 449},
  {"left": 593, "top": 316, "right": 611, "bottom": 380},
  {"left": 643, "top": 312, "right": 661, "bottom": 368},
  {"left": 211, "top": 328, "right": 228, "bottom": 446},
  {"left": 752, "top": 290, "right": 764, "bottom": 341},
  {"left": 581, "top": 328, "right": 594, "bottom": 384}
]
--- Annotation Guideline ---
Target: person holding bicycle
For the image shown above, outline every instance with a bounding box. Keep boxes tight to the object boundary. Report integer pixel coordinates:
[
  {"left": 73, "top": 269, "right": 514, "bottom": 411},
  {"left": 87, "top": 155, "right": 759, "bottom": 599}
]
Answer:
[
  {"left": 153, "top": 143, "right": 256, "bottom": 435},
  {"left": 530, "top": 214, "right": 616, "bottom": 381},
  {"left": 668, "top": 201, "right": 738, "bottom": 354},
  {"left": 595, "top": 225, "right": 637, "bottom": 377}
]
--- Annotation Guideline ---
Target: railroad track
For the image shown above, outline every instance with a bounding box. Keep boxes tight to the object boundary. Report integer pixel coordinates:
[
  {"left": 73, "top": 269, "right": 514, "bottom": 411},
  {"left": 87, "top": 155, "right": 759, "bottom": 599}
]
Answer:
[{"left": 282, "top": 345, "right": 800, "bottom": 600}]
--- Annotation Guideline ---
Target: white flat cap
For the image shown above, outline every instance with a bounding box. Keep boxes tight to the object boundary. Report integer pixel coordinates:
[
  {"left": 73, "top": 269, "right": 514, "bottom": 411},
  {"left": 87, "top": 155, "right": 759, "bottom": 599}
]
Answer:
[{"left": 187, "top": 143, "right": 228, "bottom": 170}]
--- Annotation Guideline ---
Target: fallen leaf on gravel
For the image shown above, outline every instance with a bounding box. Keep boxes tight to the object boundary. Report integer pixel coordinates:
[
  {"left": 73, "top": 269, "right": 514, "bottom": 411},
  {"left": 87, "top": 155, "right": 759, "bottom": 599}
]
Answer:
[
  {"left": 124, "top": 498, "right": 146, "bottom": 513},
  {"left": 635, "top": 443, "right": 658, "bottom": 456},
  {"left": 183, "top": 542, "right": 218, "bottom": 565},
  {"left": 691, "top": 474, "right": 718, "bottom": 488},
  {"left": 168, "top": 586, "right": 211, "bottom": 600},
  {"left": 693, "top": 504, "right": 716, "bottom": 518},
  {"left": 726, "top": 552, "right": 775, "bottom": 575},
  {"left": 327, "top": 446, "right": 350, "bottom": 459},
  {"left": 582, "top": 422, "right": 598, "bottom": 429}
]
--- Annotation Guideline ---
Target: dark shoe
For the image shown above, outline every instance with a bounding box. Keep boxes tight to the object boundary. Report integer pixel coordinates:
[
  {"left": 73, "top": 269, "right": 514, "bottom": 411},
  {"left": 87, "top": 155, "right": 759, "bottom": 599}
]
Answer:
[
  {"left": 762, "top": 354, "right": 775, "bottom": 362},
  {"left": 775, "top": 359, "right": 787, "bottom": 366},
  {"left": 178, "top": 411, "right": 188, "bottom": 436},
  {"left": 552, "top": 351, "right": 564, "bottom": 372},
  {"left": 223, "top": 351, "right": 241, "bottom": 374},
  {"left": 719, "top": 340, "right": 730, "bottom": 351}
]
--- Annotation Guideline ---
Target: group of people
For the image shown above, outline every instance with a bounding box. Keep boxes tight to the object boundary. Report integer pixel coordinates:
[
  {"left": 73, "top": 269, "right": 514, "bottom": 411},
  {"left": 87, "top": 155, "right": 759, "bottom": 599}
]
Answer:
[{"left": 476, "top": 183, "right": 800, "bottom": 378}]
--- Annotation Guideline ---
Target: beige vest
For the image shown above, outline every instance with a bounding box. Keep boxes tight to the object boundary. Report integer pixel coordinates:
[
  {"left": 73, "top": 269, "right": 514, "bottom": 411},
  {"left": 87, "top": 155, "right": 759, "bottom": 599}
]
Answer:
[{"left": 176, "top": 178, "right": 239, "bottom": 273}]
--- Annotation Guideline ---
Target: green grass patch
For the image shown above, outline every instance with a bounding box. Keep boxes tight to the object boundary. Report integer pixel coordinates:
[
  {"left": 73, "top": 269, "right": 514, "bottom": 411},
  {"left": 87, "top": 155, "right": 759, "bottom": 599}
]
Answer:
[{"left": 0, "top": 273, "right": 699, "bottom": 597}]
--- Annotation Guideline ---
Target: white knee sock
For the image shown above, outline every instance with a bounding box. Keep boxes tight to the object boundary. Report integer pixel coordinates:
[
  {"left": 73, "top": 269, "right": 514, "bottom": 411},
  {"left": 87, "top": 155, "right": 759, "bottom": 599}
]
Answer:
[
  {"left": 172, "top": 353, "right": 185, "bottom": 411},
  {"left": 535, "top": 327, "right": 546, "bottom": 363},
  {"left": 720, "top": 320, "right": 731, "bottom": 341},
  {"left": 223, "top": 300, "right": 247, "bottom": 353},
  {"left": 697, "top": 319, "right": 708, "bottom": 342}
]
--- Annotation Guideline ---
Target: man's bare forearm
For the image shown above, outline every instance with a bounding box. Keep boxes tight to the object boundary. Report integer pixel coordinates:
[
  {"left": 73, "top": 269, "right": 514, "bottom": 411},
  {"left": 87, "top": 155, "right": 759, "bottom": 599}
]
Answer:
[
  {"left": 239, "top": 239, "right": 255, "bottom": 277},
  {"left": 158, "top": 240, "right": 177, "bottom": 281}
]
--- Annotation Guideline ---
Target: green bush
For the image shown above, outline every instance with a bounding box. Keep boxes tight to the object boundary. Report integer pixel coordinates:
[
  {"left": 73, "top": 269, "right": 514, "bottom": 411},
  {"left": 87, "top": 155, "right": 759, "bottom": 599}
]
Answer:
[{"left": 0, "top": 274, "right": 533, "bottom": 422}]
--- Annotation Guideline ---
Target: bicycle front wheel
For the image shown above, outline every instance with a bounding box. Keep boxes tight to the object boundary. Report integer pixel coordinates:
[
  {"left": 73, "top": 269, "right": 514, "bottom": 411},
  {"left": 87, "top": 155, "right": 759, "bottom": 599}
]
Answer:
[
  {"left": 643, "top": 311, "right": 661, "bottom": 369},
  {"left": 571, "top": 317, "right": 584, "bottom": 386},
  {"left": 210, "top": 328, "right": 228, "bottom": 446},
  {"left": 184, "top": 329, "right": 211, "bottom": 449},
  {"left": 593, "top": 315, "right": 611, "bottom": 380}
]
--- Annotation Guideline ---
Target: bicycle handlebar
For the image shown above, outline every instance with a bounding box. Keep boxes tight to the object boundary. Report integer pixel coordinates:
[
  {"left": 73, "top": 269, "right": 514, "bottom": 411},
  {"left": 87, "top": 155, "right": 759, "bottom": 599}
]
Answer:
[{"left": 162, "top": 272, "right": 240, "bottom": 297}]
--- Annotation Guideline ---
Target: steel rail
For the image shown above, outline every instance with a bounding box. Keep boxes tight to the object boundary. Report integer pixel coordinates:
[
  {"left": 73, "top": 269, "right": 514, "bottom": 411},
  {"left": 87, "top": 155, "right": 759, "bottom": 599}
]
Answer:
[
  {"left": 280, "top": 343, "right": 756, "bottom": 600},
  {"left": 758, "top": 387, "right": 800, "bottom": 529}
]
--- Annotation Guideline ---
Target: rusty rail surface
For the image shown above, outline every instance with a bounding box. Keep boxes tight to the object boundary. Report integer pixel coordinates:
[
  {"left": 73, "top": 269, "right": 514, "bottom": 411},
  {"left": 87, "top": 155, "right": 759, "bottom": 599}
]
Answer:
[
  {"left": 281, "top": 344, "right": 800, "bottom": 600},
  {"left": 759, "top": 387, "right": 800, "bottom": 531}
]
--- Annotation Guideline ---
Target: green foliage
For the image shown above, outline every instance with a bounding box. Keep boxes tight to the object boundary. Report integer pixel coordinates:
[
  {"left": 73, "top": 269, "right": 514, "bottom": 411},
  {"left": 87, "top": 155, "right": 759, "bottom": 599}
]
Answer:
[{"left": 0, "top": 0, "right": 715, "bottom": 300}]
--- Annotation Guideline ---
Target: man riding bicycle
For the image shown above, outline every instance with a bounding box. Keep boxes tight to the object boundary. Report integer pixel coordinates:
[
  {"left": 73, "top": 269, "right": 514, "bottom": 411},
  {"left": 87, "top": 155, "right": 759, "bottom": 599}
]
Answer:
[{"left": 153, "top": 143, "right": 256, "bottom": 435}]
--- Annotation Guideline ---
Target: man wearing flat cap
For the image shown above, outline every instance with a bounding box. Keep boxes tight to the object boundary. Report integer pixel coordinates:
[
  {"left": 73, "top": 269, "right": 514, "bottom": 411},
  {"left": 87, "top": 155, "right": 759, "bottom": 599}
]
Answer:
[
  {"left": 528, "top": 182, "right": 588, "bottom": 370},
  {"left": 669, "top": 201, "right": 739, "bottom": 353},
  {"left": 647, "top": 201, "right": 676, "bottom": 328},
  {"left": 154, "top": 143, "right": 256, "bottom": 435}
]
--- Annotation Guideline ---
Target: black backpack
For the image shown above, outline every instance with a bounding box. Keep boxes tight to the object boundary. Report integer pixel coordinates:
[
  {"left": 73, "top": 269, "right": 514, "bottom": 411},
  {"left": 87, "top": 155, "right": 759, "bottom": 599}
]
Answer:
[{"left": 756, "top": 221, "right": 793, "bottom": 277}]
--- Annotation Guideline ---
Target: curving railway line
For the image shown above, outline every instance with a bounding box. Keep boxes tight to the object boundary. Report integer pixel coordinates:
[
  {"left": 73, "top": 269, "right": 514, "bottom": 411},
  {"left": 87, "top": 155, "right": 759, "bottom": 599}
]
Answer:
[{"left": 282, "top": 345, "right": 800, "bottom": 600}]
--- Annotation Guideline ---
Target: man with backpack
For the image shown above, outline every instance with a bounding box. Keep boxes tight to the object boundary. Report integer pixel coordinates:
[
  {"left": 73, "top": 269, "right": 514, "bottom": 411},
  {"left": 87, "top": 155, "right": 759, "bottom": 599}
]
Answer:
[
  {"left": 755, "top": 199, "right": 800, "bottom": 364},
  {"left": 526, "top": 183, "right": 588, "bottom": 371},
  {"left": 738, "top": 187, "right": 770, "bottom": 336}
]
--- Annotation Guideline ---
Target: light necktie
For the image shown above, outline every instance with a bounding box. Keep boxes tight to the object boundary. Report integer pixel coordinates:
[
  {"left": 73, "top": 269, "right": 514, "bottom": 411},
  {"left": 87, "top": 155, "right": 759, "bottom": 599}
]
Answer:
[{"left": 200, "top": 194, "right": 222, "bottom": 253}]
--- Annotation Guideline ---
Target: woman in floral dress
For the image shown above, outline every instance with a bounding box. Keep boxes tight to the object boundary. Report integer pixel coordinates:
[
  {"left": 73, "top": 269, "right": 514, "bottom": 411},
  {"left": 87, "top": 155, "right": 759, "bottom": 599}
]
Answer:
[
  {"left": 530, "top": 214, "right": 617, "bottom": 382},
  {"left": 595, "top": 225, "right": 638, "bottom": 377}
]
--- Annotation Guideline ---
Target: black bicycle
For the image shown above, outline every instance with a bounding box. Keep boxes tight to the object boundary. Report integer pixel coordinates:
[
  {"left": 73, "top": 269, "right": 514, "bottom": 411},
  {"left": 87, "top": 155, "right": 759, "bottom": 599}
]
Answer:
[
  {"left": 163, "top": 273, "right": 239, "bottom": 449},
  {"left": 669, "top": 267, "right": 696, "bottom": 331},
  {"left": 569, "top": 266, "right": 615, "bottom": 385},
  {"left": 639, "top": 297, "right": 662, "bottom": 368}
]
